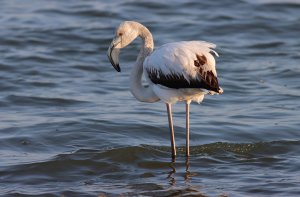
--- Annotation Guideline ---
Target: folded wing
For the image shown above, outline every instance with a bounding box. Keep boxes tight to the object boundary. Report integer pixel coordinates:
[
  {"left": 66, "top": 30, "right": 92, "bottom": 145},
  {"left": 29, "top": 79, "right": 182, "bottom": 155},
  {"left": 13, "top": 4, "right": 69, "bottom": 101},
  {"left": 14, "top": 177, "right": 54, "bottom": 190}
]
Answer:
[{"left": 144, "top": 41, "right": 222, "bottom": 93}]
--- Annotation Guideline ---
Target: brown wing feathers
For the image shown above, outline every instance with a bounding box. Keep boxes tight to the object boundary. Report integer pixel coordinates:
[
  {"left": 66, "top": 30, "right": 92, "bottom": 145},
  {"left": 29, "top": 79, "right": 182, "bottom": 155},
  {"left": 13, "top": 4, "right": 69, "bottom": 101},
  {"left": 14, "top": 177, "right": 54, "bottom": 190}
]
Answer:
[
  {"left": 146, "top": 53, "right": 221, "bottom": 93},
  {"left": 195, "top": 54, "right": 220, "bottom": 91}
]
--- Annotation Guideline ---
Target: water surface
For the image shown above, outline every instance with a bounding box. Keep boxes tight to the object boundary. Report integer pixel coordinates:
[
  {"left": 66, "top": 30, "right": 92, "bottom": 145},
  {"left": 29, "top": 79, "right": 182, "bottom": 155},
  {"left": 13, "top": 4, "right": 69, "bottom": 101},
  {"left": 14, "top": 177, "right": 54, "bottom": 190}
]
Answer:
[{"left": 0, "top": 0, "right": 300, "bottom": 196}]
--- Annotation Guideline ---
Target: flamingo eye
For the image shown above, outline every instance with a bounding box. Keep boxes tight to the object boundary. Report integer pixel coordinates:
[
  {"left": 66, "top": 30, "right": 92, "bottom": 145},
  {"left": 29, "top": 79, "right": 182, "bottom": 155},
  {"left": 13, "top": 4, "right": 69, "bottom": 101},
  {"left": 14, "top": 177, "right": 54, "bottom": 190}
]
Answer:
[{"left": 118, "top": 32, "right": 123, "bottom": 36}]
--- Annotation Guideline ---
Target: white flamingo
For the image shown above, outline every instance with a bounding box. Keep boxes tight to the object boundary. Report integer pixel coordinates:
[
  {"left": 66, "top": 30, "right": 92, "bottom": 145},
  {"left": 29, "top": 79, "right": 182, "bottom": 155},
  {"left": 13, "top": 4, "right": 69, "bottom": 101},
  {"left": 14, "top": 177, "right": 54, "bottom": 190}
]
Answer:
[{"left": 107, "top": 21, "right": 223, "bottom": 158}]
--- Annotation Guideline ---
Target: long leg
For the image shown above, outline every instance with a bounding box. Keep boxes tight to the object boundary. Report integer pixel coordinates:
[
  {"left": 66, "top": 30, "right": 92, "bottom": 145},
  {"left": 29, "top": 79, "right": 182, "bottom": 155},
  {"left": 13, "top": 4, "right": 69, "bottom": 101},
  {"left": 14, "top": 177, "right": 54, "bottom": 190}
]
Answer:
[
  {"left": 166, "top": 103, "right": 176, "bottom": 158},
  {"left": 186, "top": 102, "right": 190, "bottom": 157}
]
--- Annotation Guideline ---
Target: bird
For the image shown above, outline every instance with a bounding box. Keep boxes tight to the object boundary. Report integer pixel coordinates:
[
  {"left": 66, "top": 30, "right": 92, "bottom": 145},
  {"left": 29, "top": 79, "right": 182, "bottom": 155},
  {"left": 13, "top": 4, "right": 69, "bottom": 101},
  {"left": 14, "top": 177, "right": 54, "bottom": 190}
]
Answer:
[{"left": 107, "top": 21, "right": 223, "bottom": 158}]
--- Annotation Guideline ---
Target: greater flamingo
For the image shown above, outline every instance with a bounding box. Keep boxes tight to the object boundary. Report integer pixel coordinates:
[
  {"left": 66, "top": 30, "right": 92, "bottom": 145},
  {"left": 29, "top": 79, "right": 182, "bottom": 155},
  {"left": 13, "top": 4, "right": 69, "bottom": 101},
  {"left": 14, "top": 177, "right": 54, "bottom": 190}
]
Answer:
[{"left": 107, "top": 21, "right": 223, "bottom": 158}]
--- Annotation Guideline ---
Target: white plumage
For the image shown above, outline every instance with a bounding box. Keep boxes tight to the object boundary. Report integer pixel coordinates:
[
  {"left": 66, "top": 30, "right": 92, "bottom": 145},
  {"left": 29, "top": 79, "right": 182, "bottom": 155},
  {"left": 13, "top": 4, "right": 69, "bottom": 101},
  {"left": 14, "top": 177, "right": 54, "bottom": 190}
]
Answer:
[
  {"left": 144, "top": 41, "right": 221, "bottom": 104},
  {"left": 145, "top": 41, "right": 218, "bottom": 78},
  {"left": 107, "top": 21, "right": 223, "bottom": 158}
]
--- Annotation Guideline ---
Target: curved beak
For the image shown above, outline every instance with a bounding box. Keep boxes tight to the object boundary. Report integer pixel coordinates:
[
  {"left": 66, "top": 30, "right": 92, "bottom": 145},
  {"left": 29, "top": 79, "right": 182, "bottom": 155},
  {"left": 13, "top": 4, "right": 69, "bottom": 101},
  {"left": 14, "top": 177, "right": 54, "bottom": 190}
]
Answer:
[{"left": 107, "top": 37, "right": 121, "bottom": 72}]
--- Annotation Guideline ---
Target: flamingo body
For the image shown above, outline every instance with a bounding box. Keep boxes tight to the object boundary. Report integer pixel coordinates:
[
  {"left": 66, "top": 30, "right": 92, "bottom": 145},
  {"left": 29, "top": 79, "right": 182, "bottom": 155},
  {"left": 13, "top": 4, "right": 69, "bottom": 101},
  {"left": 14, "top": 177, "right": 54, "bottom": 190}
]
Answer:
[{"left": 144, "top": 41, "right": 222, "bottom": 104}]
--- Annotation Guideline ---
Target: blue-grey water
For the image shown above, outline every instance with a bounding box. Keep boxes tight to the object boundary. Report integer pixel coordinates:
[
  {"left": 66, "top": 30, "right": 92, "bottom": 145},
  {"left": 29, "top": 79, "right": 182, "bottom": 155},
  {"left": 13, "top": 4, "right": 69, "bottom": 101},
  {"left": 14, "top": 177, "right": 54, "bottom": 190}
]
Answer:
[{"left": 0, "top": 0, "right": 300, "bottom": 196}]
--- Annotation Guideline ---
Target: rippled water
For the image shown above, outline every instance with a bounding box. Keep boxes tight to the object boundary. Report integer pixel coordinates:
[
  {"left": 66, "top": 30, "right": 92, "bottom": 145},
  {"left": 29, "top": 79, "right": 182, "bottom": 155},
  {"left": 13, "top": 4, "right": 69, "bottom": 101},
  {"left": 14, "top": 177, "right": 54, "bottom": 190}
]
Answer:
[{"left": 0, "top": 0, "right": 300, "bottom": 196}]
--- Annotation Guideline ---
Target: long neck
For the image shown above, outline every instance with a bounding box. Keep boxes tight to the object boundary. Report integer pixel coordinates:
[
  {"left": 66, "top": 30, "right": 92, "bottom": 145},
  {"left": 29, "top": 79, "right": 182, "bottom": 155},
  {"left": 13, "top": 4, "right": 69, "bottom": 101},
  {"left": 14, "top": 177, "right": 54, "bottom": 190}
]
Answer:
[{"left": 129, "top": 26, "right": 160, "bottom": 102}]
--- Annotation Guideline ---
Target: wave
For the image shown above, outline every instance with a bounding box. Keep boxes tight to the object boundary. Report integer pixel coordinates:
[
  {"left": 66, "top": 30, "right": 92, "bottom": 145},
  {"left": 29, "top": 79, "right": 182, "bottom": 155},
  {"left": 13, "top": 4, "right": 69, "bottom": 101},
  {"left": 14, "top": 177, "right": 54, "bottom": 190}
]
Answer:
[
  {"left": 249, "top": 0, "right": 300, "bottom": 6},
  {"left": 5, "top": 95, "right": 90, "bottom": 107},
  {"left": 1, "top": 139, "right": 298, "bottom": 196}
]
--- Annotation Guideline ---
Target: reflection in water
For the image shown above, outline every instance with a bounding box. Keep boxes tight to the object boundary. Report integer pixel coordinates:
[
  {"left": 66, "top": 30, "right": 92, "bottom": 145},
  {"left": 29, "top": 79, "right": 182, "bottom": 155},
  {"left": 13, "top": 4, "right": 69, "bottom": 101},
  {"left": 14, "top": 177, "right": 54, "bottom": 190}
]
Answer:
[
  {"left": 166, "top": 157, "right": 208, "bottom": 196},
  {"left": 184, "top": 157, "right": 191, "bottom": 183},
  {"left": 166, "top": 157, "right": 229, "bottom": 197},
  {"left": 167, "top": 157, "right": 177, "bottom": 186},
  {"left": 167, "top": 157, "right": 194, "bottom": 186}
]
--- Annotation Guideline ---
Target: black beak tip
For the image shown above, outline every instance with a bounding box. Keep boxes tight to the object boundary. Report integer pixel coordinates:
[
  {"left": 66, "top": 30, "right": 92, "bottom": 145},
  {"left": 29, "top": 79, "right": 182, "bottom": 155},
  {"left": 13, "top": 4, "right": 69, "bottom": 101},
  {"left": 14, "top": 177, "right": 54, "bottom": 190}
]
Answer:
[{"left": 114, "top": 64, "right": 121, "bottom": 72}]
